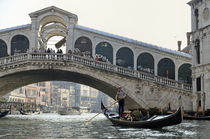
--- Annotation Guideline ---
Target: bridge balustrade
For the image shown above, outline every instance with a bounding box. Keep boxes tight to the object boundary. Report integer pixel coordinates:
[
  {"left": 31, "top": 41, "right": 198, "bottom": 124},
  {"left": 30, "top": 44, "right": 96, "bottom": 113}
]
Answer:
[{"left": 0, "top": 53, "right": 192, "bottom": 91}]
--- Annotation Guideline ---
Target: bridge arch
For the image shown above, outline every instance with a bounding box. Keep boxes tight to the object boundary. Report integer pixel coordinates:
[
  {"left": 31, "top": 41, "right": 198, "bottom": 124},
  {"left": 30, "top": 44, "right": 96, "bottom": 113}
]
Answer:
[
  {"left": 38, "top": 15, "right": 68, "bottom": 50},
  {"left": 39, "top": 15, "right": 67, "bottom": 30},
  {"left": 158, "top": 58, "right": 175, "bottom": 80},
  {"left": 0, "top": 39, "right": 8, "bottom": 58},
  {"left": 137, "top": 52, "right": 154, "bottom": 74},
  {"left": 178, "top": 63, "right": 192, "bottom": 84},
  {"left": 116, "top": 47, "right": 134, "bottom": 69},
  {"left": 74, "top": 36, "right": 93, "bottom": 57},
  {"left": 10, "top": 35, "right": 29, "bottom": 55},
  {"left": 0, "top": 64, "right": 140, "bottom": 109},
  {"left": 95, "top": 42, "right": 113, "bottom": 64}
]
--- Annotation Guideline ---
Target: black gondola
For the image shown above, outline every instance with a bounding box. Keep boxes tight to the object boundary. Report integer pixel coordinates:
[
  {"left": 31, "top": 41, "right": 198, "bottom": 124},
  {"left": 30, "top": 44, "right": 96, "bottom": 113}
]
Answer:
[
  {"left": 183, "top": 115, "right": 210, "bottom": 120},
  {"left": 0, "top": 110, "right": 9, "bottom": 118},
  {"left": 101, "top": 101, "right": 183, "bottom": 129}
]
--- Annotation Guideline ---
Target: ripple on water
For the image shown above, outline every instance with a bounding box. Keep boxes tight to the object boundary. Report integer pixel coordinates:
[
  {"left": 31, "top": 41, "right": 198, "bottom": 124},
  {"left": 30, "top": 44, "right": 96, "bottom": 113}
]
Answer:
[{"left": 0, "top": 114, "right": 208, "bottom": 138}]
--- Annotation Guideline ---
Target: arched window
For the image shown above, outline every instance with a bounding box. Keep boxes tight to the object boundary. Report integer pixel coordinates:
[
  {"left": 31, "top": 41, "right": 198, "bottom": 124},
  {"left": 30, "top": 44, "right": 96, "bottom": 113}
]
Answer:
[
  {"left": 116, "top": 47, "right": 134, "bottom": 69},
  {"left": 74, "top": 36, "right": 92, "bottom": 57},
  {"left": 96, "top": 42, "right": 113, "bottom": 63},
  {"left": 195, "top": 39, "right": 200, "bottom": 64},
  {"left": 137, "top": 52, "right": 154, "bottom": 74},
  {"left": 0, "top": 39, "right": 8, "bottom": 57},
  {"left": 11, "top": 35, "right": 29, "bottom": 55},
  {"left": 178, "top": 64, "right": 192, "bottom": 84},
  {"left": 194, "top": 9, "right": 199, "bottom": 30},
  {"left": 158, "top": 58, "right": 175, "bottom": 80}
]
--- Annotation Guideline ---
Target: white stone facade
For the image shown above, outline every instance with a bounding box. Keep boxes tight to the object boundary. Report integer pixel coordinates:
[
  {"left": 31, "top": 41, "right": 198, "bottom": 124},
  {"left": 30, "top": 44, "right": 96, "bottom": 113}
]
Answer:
[{"left": 188, "top": 0, "right": 210, "bottom": 112}]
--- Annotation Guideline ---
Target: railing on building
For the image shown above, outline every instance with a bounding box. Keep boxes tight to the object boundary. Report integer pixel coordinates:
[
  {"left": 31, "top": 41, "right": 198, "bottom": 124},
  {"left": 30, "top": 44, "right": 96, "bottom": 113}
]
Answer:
[{"left": 0, "top": 53, "right": 192, "bottom": 91}]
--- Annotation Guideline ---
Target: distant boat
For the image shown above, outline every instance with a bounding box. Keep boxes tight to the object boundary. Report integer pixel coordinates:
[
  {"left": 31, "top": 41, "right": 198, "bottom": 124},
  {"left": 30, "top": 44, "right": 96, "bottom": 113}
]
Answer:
[
  {"left": 101, "top": 101, "right": 183, "bottom": 129},
  {"left": 58, "top": 107, "right": 81, "bottom": 115},
  {"left": 19, "top": 110, "right": 40, "bottom": 115},
  {"left": 183, "top": 114, "right": 210, "bottom": 120},
  {"left": 0, "top": 110, "right": 9, "bottom": 118}
]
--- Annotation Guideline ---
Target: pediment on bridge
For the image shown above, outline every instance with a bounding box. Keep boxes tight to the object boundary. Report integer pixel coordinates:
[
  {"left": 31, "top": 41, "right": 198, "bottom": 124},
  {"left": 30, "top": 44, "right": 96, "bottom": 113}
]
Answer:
[{"left": 29, "top": 6, "right": 78, "bottom": 20}]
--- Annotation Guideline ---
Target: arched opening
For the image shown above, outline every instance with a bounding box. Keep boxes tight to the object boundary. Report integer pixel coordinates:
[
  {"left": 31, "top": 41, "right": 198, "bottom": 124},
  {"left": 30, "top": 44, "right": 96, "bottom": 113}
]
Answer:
[
  {"left": 74, "top": 37, "right": 93, "bottom": 57},
  {"left": 47, "top": 36, "right": 66, "bottom": 53},
  {"left": 158, "top": 58, "right": 175, "bottom": 80},
  {"left": 96, "top": 42, "right": 113, "bottom": 63},
  {"left": 0, "top": 39, "right": 8, "bottom": 57},
  {"left": 11, "top": 35, "right": 29, "bottom": 55},
  {"left": 137, "top": 52, "right": 154, "bottom": 74},
  {"left": 38, "top": 15, "right": 68, "bottom": 52},
  {"left": 195, "top": 39, "right": 200, "bottom": 64},
  {"left": 116, "top": 47, "right": 134, "bottom": 69},
  {"left": 0, "top": 69, "right": 139, "bottom": 110},
  {"left": 178, "top": 64, "right": 192, "bottom": 84}
]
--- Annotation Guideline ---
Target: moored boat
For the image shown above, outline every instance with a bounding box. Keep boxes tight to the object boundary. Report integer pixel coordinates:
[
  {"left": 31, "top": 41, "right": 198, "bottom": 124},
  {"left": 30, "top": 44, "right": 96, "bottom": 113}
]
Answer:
[
  {"left": 0, "top": 110, "right": 9, "bottom": 118},
  {"left": 101, "top": 101, "right": 183, "bottom": 129},
  {"left": 58, "top": 107, "right": 81, "bottom": 115},
  {"left": 183, "top": 115, "right": 210, "bottom": 120},
  {"left": 19, "top": 110, "right": 40, "bottom": 115}
]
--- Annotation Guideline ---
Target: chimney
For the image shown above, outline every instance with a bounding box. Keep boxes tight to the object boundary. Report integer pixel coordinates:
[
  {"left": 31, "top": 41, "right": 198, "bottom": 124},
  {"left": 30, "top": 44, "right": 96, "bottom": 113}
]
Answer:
[{"left": 177, "top": 41, "right": 182, "bottom": 51}]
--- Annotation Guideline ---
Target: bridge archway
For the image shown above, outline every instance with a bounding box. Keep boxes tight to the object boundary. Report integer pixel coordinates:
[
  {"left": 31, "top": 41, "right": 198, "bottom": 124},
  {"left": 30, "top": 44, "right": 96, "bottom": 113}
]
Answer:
[
  {"left": 38, "top": 15, "right": 68, "bottom": 51},
  {"left": 0, "top": 39, "right": 8, "bottom": 57},
  {"left": 158, "top": 58, "right": 175, "bottom": 80},
  {"left": 11, "top": 35, "right": 29, "bottom": 55},
  {"left": 137, "top": 52, "right": 154, "bottom": 74},
  {"left": 116, "top": 47, "right": 134, "bottom": 68},
  {"left": 0, "top": 61, "right": 141, "bottom": 109},
  {"left": 178, "top": 63, "right": 192, "bottom": 84},
  {"left": 75, "top": 36, "right": 93, "bottom": 57},
  {"left": 96, "top": 42, "right": 113, "bottom": 64}
]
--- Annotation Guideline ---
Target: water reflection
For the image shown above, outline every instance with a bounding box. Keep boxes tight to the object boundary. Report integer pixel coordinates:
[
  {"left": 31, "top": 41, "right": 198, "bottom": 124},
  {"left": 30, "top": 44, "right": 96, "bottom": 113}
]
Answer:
[{"left": 0, "top": 113, "right": 209, "bottom": 138}]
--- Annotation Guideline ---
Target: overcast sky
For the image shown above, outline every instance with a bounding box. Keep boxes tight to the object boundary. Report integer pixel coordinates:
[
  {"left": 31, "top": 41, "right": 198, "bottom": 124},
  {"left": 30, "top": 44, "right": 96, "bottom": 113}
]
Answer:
[{"left": 0, "top": 0, "right": 191, "bottom": 51}]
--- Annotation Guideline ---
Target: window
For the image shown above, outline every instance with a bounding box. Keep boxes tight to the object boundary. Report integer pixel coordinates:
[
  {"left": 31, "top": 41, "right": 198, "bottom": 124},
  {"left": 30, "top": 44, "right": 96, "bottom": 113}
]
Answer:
[
  {"left": 198, "top": 100, "right": 201, "bottom": 107},
  {"left": 195, "top": 39, "right": 200, "bottom": 64},
  {"left": 196, "top": 77, "right": 201, "bottom": 91},
  {"left": 195, "top": 9, "right": 199, "bottom": 30}
]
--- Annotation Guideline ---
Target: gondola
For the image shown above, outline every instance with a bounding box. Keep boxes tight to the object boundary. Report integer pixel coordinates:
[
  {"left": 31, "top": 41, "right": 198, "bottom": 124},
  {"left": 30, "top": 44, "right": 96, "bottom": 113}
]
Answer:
[
  {"left": 0, "top": 110, "right": 9, "bottom": 118},
  {"left": 101, "top": 101, "right": 183, "bottom": 129},
  {"left": 19, "top": 110, "right": 40, "bottom": 115},
  {"left": 183, "top": 115, "right": 210, "bottom": 120}
]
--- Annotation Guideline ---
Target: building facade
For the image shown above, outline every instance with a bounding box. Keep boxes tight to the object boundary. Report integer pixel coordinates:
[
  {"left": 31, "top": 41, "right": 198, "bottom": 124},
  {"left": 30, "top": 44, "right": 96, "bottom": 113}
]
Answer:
[{"left": 188, "top": 0, "right": 210, "bottom": 112}]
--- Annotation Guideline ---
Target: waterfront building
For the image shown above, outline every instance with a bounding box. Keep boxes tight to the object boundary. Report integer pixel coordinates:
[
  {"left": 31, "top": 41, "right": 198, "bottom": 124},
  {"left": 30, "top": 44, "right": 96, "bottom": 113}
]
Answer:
[
  {"left": 60, "top": 88, "right": 70, "bottom": 107},
  {"left": 7, "top": 88, "right": 25, "bottom": 103},
  {"left": 188, "top": 0, "right": 210, "bottom": 112}
]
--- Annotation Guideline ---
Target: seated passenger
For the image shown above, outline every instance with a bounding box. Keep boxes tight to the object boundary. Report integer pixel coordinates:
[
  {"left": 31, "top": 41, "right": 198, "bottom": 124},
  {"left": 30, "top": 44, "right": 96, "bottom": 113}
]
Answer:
[{"left": 131, "top": 109, "right": 143, "bottom": 121}]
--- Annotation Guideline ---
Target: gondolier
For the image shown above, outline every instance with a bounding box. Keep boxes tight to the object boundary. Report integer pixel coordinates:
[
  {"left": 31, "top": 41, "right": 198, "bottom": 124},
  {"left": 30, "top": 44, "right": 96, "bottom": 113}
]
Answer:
[{"left": 115, "top": 87, "right": 126, "bottom": 117}]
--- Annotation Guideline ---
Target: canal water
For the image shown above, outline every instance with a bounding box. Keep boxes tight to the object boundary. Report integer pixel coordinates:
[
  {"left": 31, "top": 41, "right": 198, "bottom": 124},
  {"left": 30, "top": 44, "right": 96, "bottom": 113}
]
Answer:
[{"left": 0, "top": 113, "right": 209, "bottom": 139}]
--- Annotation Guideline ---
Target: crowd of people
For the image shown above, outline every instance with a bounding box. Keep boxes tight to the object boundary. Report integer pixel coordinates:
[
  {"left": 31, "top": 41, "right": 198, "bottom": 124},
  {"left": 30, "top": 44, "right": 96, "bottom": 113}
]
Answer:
[{"left": 24, "top": 48, "right": 111, "bottom": 64}]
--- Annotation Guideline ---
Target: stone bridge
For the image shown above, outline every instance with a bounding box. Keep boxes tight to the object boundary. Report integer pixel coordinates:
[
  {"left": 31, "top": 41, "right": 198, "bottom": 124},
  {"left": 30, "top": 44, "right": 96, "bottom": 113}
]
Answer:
[{"left": 0, "top": 53, "right": 193, "bottom": 111}]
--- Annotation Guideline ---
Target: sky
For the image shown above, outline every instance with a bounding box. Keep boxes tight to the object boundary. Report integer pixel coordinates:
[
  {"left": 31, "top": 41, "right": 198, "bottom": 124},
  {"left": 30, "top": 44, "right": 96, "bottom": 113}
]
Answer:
[{"left": 0, "top": 0, "right": 191, "bottom": 51}]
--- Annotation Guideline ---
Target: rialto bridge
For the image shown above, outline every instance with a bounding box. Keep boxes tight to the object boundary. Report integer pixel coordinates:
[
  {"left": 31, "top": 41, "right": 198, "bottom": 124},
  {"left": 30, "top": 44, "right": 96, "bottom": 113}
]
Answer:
[{"left": 0, "top": 6, "right": 194, "bottom": 111}]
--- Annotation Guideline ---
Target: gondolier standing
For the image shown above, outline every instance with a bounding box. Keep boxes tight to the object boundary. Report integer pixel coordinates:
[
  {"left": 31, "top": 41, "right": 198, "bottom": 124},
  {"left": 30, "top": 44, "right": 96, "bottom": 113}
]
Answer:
[{"left": 115, "top": 87, "right": 126, "bottom": 117}]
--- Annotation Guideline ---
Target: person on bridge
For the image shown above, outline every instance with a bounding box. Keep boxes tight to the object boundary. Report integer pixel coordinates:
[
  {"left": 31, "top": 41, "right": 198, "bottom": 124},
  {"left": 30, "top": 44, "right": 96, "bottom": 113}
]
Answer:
[{"left": 115, "top": 87, "right": 126, "bottom": 118}]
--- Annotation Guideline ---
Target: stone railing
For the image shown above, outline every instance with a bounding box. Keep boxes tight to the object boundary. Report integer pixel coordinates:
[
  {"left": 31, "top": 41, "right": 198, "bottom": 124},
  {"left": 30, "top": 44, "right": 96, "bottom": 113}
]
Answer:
[{"left": 0, "top": 53, "right": 192, "bottom": 91}]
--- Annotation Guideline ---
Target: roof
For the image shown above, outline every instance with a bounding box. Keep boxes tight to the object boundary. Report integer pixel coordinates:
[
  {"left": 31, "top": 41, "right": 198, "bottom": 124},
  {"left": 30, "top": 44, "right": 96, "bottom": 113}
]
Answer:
[
  {"left": 29, "top": 6, "right": 78, "bottom": 20},
  {"left": 76, "top": 25, "right": 192, "bottom": 59},
  {"left": 0, "top": 24, "right": 31, "bottom": 33}
]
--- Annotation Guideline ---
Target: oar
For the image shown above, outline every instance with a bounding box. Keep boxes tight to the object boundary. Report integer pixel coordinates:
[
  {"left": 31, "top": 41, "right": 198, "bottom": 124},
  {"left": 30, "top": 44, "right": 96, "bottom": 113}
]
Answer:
[{"left": 85, "top": 101, "right": 118, "bottom": 123}]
